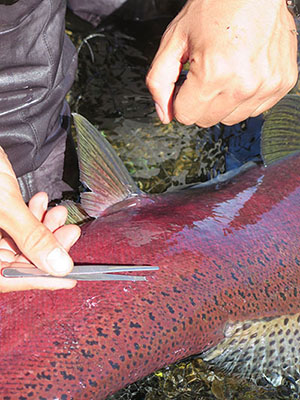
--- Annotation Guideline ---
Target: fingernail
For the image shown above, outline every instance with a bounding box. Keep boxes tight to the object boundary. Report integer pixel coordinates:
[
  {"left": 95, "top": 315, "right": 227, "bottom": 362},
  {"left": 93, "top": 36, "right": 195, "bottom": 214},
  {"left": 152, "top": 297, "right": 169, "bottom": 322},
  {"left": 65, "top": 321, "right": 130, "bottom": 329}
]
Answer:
[
  {"left": 155, "top": 103, "right": 165, "bottom": 122},
  {"left": 42, "top": 198, "right": 48, "bottom": 212},
  {"left": 47, "top": 247, "right": 72, "bottom": 275}
]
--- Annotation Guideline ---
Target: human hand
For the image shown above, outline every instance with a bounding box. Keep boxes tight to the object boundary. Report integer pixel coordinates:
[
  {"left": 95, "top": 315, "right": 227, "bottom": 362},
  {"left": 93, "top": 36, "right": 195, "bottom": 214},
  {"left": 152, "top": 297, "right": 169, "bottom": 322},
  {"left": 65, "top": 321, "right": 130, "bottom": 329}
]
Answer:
[
  {"left": 146, "top": 0, "right": 298, "bottom": 127},
  {"left": 0, "top": 147, "right": 81, "bottom": 292}
]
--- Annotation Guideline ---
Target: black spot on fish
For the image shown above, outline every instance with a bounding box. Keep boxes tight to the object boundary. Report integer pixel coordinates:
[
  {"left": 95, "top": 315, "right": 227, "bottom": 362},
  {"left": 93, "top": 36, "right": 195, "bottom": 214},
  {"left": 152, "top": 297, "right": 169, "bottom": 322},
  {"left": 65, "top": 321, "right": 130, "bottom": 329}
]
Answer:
[
  {"left": 113, "top": 322, "right": 121, "bottom": 336},
  {"left": 141, "top": 297, "right": 154, "bottom": 304},
  {"left": 173, "top": 286, "right": 181, "bottom": 293},
  {"left": 45, "top": 384, "right": 53, "bottom": 392},
  {"left": 97, "top": 327, "right": 108, "bottom": 338},
  {"left": 279, "top": 292, "right": 286, "bottom": 301},
  {"left": 279, "top": 259, "right": 285, "bottom": 268},
  {"left": 192, "top": 274, "right": 202, "bottom": 282},
  {"left": 129, "top": 321, "right": 142, "bottom": 328},
  {"left": 81, "top": 349, "right": 94, "bottom": 358},
  {"left": 148, "top": 312, "right": 155, "bottom": 322},
  {"left": 257, "top": 258, "right": 265, "bottom": 267},
  {"left": 24, "top": 384, "right": 37, "bottom": 390},
  {"left": 247, "top": 257, "right": 254, "bottom": 265},
  {"left": 60, "top": 371, "right": 75, "bottom": 380},
  {"left": 88, "top": 379, "right": 98, "bottom": 387},
  {"left": 161, "top": 291, "right": 170, "bottom": 297},
  {"left": 189, "top": 297, "right": 196, "bottom": 306},
  {"left": 86, "top": 339, "right": 98, "bottom": 345},
  {"left": 260, "top": 251, "right": 270, "bottom": 262},
  {"left": 37, "top": 372, "right": 51, "bottom": 380},
  {"left": 231, "top": 272, "right": 239, "bottom": 282},
  {"left": 119, "top": 355, "right": 125, "bottom": 362},
  {"left": 109, "top": 360, "right": 120, "bottom": 370},
  {"left": 277, "top": 272, "right": 284, "bottom": 280},
  {"left": 111, "top": 348, "right": 116, "bottom": 353},
  {"left": 248, "top": 277, "right": 254, "bottom": 286},
  {"left": 166, "top": 304, "right": 175, "bottom": 314}
]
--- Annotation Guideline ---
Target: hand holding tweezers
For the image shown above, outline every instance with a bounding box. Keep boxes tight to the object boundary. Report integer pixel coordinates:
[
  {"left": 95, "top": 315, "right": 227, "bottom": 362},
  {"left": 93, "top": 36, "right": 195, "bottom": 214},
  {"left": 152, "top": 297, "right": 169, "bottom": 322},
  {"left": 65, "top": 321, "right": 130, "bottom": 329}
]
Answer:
[{"left": 1, "top": 264, "right": 159, "bottom": 282}]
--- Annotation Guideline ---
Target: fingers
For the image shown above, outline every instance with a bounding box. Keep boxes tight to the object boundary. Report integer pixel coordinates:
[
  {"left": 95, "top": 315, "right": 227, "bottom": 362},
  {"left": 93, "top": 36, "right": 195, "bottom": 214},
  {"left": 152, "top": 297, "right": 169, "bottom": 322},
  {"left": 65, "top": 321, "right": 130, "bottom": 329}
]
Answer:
[
  {"left": 52, "top": 225, "right": 81, "bottom": 254},
  {"left": 146, "top": 25, "right": 187, "bottom": 124},
  {"left": 29, "top": 196, "right": 81, "bottom": 253},
  {"left": 43, "top": 205, "right": 68, "bottom": 232},
  {"left": 28, "top": 192, "right": 48, "bottom": 221},
  {"left": 0, "top": 262, "right": 76, "bottom": 292},
  {"left": 1, "top": 201, "right": 75, "bottom": 276},
  {"left": 147, "top": 0, "right": 298, "bottom": 128},
  {"left": 0, "top": 153, "right": 80, "bottom": 276},
  {"left": 174, "top": 60, "right": 298, "bottom": 127}
]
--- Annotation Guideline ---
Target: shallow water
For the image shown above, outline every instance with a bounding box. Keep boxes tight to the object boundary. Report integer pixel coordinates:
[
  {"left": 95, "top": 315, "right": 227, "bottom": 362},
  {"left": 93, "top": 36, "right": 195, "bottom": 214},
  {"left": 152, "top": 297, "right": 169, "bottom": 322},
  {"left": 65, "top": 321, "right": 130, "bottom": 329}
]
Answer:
[{"left": 66, "top": 3, "right": 300, "bottom": 399}]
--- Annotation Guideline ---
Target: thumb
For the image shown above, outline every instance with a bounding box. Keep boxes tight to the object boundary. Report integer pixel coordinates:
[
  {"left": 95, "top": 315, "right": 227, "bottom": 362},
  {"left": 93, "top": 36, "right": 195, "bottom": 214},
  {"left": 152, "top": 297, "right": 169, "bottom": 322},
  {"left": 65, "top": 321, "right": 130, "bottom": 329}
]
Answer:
[
  {"left": 146, "top": 28, "right": 187, "bottom": 124},
  {"left": 0, "top": 148, "right": 74, "bottom": 276}
]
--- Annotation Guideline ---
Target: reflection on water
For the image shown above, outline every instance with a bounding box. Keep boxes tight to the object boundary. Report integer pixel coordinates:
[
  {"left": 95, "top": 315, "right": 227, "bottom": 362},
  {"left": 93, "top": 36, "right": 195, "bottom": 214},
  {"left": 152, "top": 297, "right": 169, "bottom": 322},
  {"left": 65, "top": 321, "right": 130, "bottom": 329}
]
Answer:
[{"left": 66, "top": 2, "right": 298, "bottom": 399}]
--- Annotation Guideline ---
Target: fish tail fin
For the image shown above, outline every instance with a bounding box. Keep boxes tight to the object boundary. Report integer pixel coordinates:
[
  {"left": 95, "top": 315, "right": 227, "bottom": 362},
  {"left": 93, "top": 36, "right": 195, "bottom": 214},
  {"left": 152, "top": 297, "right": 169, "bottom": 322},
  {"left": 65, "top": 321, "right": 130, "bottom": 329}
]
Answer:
[
  {"left": 72, "top": 113, "right": 141, "bottom": 217},
  {"left": 262, "top": 94, "right": 300, "bottom": 166}
]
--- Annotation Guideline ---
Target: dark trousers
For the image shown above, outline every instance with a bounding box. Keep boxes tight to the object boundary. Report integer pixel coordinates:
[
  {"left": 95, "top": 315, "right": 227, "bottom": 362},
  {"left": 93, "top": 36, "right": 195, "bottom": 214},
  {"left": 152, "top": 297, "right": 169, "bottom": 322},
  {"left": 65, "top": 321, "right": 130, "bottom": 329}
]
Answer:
[{"left": 0, "top": 0, "right": 125, "bottom": 201}]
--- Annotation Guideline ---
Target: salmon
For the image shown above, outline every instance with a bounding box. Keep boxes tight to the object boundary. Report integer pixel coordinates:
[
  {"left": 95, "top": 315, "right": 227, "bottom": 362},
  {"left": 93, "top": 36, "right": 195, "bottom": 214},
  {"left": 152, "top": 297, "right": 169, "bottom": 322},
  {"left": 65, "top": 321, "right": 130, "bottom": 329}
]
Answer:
[{"left": 1, "top": 95, "right": 300, "bottom": 399}]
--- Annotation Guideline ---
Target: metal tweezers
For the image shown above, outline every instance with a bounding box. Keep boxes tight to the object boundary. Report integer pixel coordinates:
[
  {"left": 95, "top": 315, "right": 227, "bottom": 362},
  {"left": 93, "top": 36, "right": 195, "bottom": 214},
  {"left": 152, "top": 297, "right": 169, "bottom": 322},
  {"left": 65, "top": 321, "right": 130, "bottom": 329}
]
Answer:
[{"left": 1, "top": 265, "right": 159, "bottom": 282}]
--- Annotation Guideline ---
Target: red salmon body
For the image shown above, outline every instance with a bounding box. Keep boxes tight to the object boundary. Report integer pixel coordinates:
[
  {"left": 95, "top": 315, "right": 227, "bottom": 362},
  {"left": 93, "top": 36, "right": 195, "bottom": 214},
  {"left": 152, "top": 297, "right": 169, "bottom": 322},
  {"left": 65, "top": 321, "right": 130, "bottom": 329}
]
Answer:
[
  {"left": 1, "top": 103, "right": 300, "bottom": 399},
  {"left": 0, "top": 151, "right": 300, "bottom": 399}
]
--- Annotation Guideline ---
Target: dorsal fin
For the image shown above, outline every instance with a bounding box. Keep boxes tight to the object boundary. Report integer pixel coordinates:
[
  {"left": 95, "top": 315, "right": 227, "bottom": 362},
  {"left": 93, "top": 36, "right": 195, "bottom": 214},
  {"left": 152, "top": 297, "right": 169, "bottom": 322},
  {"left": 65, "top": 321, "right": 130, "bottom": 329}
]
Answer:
[
  {"left": 72, "top": 113, "right": 141, "bottom": 217},
  {"left": 262, "top": 94, "right": 300, "bottom": 166}
]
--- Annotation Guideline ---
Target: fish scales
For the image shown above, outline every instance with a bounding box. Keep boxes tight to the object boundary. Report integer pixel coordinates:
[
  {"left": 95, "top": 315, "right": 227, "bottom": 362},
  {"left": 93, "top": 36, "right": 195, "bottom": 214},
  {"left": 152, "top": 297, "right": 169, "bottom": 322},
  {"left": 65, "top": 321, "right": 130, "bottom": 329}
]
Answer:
[{"left": 1, "top": 151, "right": 300, "bottom": 399}]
